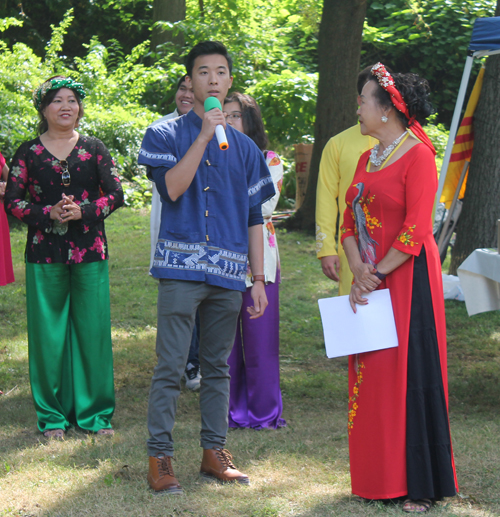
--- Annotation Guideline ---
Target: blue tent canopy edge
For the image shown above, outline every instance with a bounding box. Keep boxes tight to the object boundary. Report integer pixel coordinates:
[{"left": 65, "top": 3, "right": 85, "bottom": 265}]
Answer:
[{"left": 469, "top": 17, "right": 500, "bottom": 51}]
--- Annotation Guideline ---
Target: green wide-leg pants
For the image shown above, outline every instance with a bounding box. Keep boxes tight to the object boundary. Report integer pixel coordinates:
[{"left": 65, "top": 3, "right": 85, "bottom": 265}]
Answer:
[{"left": 26, "top": 261, "right": 115, "bottom": 433}]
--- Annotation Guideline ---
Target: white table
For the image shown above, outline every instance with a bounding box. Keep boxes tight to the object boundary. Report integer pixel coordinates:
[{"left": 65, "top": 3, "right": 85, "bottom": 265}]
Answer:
[{"left": 457, "top": 248, "right": 500, "bottom": 316}]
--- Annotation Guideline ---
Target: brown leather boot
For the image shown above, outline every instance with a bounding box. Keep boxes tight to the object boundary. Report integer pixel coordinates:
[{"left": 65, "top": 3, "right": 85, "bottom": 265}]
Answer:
[
  {"left": 200, "top": 447, "right": 249, "bottom": 484},
  {"left": 147, "top": 454, "right": 183, "bottom": 494}
]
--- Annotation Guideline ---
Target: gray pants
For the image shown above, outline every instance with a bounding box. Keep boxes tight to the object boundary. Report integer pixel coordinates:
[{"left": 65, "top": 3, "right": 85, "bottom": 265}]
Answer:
[{"left": 147, "top": 279, "right": 242, "bottom": 457}]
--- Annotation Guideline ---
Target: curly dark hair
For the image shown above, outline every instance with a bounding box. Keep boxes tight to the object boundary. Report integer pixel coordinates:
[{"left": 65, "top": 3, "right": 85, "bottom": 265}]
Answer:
[
  {"left": 224, "top": 92, "right": 268, "bottom": 151},
  {"left": 37, "top": 75, "right": 84, "bottom": 135},
  {"left": 368, "top": 72, "right": 433, "bottom": 126}
]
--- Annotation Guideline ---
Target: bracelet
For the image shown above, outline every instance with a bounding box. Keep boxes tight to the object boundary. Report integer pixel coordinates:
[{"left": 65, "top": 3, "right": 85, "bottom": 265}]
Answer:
[
  {"left": 251, "top": 275, "right": 265, "bottom": 283},
  {"left": 374, "top": 268, "right": 386, "bottom": 280}
]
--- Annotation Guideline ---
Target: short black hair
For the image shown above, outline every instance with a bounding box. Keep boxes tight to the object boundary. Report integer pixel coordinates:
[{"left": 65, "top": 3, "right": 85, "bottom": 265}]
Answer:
[
  {"left": 185, "top": 41, "right": 233, "bottom": 77},
  {"left": 176, "top": 74, "right": 188, "bottom": 90}
]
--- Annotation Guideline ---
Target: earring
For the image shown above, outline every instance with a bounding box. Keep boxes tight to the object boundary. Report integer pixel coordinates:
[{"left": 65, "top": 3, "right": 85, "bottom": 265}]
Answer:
[{"left": 381, "top": 115, "right": 388, "bottom": 123}]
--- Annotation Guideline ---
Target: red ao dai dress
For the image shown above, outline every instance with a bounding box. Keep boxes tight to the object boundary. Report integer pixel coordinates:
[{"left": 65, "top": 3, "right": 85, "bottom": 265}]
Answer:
[{"left": 340, "top": 144, "right": 458, "bottom": 501}]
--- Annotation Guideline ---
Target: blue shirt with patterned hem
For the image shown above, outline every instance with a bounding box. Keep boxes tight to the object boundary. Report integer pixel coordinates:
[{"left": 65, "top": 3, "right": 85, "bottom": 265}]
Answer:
[{"left": 138, "top": 109, "right": 275, "bottom": 292}]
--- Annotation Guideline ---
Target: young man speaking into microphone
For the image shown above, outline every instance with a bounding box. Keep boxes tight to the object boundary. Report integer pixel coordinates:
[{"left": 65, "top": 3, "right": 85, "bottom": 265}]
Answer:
[{"left": 138, "top": 41, "right": 275, "bottom": 494}]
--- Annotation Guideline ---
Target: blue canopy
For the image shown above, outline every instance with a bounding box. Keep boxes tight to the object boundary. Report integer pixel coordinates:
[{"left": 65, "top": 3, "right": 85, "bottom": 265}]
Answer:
[{"left": 469, "top": 17, "right": 500, "bottom": 52}]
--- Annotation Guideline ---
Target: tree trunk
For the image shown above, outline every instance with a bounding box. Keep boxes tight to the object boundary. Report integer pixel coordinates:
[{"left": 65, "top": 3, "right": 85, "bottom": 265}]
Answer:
[
  {"left": 449, "top": 1, "right": 500, "bottom": 274},
  {"left": 285, "top": 0, "right": 367, "bottom": 232},
  {"left": 151, "top": 0, "right": 186, "bottom": 53}
]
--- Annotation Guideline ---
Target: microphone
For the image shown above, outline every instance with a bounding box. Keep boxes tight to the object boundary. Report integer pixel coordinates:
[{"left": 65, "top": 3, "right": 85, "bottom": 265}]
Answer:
[{"left": 204, "top": 97, "right": 229, "bottom": 151}]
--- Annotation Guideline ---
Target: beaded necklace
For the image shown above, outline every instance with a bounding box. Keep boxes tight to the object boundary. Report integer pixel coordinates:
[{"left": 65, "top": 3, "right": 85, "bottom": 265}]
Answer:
[{"left": 369, "top": 130, "right": 408, "bottom": 167}]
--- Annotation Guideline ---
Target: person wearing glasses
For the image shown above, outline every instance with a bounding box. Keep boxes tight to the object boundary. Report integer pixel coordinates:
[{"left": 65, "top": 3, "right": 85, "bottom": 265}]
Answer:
[
  {"left": 223, "top": 92, "right": 286, "bottom": 429},
  {"left": 4, "top": 76, "right": 123, "bottom": 439}
]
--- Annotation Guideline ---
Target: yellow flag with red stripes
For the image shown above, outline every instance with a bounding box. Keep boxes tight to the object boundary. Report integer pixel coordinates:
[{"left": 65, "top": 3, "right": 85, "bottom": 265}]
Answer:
[{"left": 440, "top": 66, "right": 485, "bottom": 208}]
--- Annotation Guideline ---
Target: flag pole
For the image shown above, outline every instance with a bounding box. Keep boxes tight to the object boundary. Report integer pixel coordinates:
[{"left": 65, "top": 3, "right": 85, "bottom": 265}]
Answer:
[{"left": 435, "top": 54, "right": 474, "bottom": 207}]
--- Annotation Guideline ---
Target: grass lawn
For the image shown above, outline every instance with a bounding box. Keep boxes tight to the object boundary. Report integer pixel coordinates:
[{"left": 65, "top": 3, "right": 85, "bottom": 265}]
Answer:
[{"left": 1, "top": 207, "right": 499, "bottom": 517}]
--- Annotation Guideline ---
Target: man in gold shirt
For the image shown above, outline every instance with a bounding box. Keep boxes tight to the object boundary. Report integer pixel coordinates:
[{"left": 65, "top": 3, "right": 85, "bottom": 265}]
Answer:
[{"left": 316, "top": 67, "right": 377, "bottom": 296}]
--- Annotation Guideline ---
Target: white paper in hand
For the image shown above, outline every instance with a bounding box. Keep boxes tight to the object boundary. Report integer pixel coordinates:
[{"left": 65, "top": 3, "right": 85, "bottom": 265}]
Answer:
[{"left": 318, "top": 288, "right": 398, "bottom": 359}]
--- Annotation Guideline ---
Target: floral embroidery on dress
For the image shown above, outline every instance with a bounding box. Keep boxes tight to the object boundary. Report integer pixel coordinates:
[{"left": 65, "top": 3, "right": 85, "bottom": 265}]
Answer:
[
  {"left": 80, "top": 190, "right": 90, "bottom": 206},
  {"left": 316, "top": 223, "right": 327, "bottom": 252},
  {"left": 10, "top": 165, "right": 23, "bottom": 177},
  {"left": 245, "top": 263, "right": 253, "bottom": 283},
  {"left": 266, "top": 221, "right": 277, "bottom": 248},
  {"left": 50, "top": 159, "right": 62, "bottom": 172},
  {"left": 348, "top": 361, "right": 365, "bottom": 435},
  {"left": 277, "top": 177, "right": 283, "bottom": 193},
  {"left": 4, "top": 135, "right": 124, "bottom": 265},
  {"left": 357, "top": 193, "right": 382, "bottom": 234},
  {"left": 95, "top": 196, "right": 110, "bottom": 216},
  {"left": 340, "top": 200, "right": 358, "bottom": 238},
  {"left": 397, "top": 225, "right": 417, "bottom": 247},
  {"left": 33, "top": 230, "right": 44, "bottom": 245},
  {"left": 68, "top": 243, "right": 87, "bottom": 263},
  {"left": 90, "top": 233, "right": 106, "bottom": 259},
  {"left": 11, "top": 162, "right": 28, "bottom": 182},
  {"left": 11, "top": 200, "right": 30, "bottom": 219},
  {"left": 29, "top": 183, "right": 43, "bottom": 202},
  {"left": 30, "top": 144, "right": 45, "bottom": 155},
  {"left": 53, "top": 220, "right": 68, "bottom": 235},
  {"left": 77, "top": 148, "right": 92, "bottom": 161}
]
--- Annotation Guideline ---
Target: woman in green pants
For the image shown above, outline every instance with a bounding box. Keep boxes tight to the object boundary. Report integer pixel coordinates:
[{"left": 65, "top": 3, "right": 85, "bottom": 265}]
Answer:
[{"left": 5, "top": 76, "right": 123, "bottom": 438}]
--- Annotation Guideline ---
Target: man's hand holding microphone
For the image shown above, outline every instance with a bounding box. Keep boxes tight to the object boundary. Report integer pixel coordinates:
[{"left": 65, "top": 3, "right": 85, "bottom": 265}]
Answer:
[
  {"left": 165, "top": 97, "right": 229, "bottom": 201},
  {"left": 201, "top": 97, "right": 229, "bottom": 150}
]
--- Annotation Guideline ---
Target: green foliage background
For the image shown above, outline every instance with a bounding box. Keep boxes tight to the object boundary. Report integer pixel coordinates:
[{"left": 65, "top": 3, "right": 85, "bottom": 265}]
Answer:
[
  {"left": 362, "top": 0, "right": 495, "bottom": 125},
  {"left": 0, "top": 0, "right": 495, "bottom": 206}
]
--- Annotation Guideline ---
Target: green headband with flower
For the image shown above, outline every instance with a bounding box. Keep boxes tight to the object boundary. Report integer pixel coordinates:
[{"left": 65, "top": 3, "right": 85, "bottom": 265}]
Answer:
[{"left": 33, "top": 77, "right": 86, "bottom": 111}]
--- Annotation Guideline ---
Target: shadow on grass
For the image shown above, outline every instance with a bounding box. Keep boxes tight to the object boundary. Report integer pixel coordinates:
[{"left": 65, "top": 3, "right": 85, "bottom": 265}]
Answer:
[
  {"left": 0, "top": 422, "right": 346, "bottom": 517},
  {"left": 2, "top": 217, "right": 500, "bottom": 515},
  {"left": 0, "top": 393, "right": 40, "bottom": 460},
  {"left": 294, "top": 495, "right": 404, "bottom": 517}
]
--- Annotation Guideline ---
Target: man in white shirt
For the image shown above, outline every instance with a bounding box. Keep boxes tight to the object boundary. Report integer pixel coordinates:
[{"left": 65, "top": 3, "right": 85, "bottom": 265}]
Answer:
[{"left": 150, "top": 76, "right": 194, "bottom": 129}]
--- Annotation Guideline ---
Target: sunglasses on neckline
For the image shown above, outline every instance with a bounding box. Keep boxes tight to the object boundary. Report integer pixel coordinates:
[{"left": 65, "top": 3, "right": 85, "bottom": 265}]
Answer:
[{"left": 60, "top": 159, "right": 70, "bottom": 187}]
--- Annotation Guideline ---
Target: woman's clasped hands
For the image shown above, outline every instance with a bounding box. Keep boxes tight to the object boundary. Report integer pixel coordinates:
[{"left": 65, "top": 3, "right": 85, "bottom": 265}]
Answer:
[
  {"left": 349, "top": 262, "right": 381, "bottom": 313},
  {"left": 50, "top": 193, "right": 82, "bottom": 223}
]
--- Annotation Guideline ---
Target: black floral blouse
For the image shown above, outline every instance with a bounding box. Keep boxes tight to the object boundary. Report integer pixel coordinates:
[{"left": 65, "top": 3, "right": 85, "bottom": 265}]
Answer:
[{"left": 4, "top": 135, "right": 123, "bottom": 264}]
